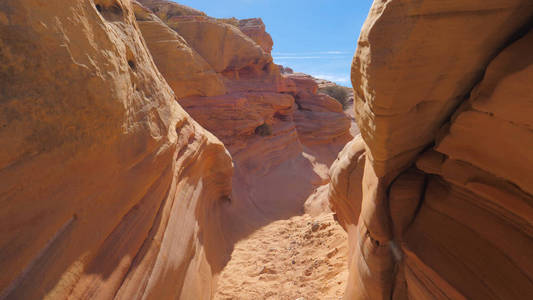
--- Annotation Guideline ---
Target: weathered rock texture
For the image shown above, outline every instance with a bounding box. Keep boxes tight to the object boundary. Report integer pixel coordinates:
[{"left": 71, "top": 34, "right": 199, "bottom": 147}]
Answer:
[
  {"left": 137, "top": 0, "right": 206, "bottom": 21},
  {"left": 237, "top": 18, "right": 274, "bottom": 54},
  {"left": 137, "top": 0, "right": 353, "bottom": 232},
  {"left": 0, "top": 0, "right": 233, "bottom": 299},
  {"left": 330, "top": 0, "right": 533, "bottom": 299},
  {"left": 133, "top": 2, "right": 226, "bottom": 98},
  {"left": 1, "top": 0, "right": 353, "bottom": 299}
]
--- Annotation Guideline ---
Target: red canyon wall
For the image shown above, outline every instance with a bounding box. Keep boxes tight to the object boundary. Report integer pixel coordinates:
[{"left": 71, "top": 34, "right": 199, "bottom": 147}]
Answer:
[{"left": 329, "top": 0, "right": 533, "bottom": 299}]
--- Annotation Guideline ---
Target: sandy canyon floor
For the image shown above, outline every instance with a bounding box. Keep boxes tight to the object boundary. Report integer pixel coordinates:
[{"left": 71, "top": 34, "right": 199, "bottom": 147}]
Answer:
[{"left": 214, "top": 212, "right": 348, "bottom": 300}]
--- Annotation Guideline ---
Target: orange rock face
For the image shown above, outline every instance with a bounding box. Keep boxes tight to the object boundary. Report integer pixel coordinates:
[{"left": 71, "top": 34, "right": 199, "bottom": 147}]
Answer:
[
  {"left": 133, "top": 2, "right": 226, "bottom": 98},
  {"left": 167, "top": 17, "right": 271, "bottom": 74},
  {"left": 328, "top": 136, "right": 366, "bottom": 230},
  {"left": 0, "top": 0, "right": 232, "bottom": 299},
  {"left": 352, "top": 0, "right": 533, "bottom": 177},
  {"left": 133, "top": 3, "right": 354, "bottom": 275},
  {"left": 238, "top": 18, "right": 274, "bottom": 54},
  {"left": 137, "top": 0, "right": 352, "bottom": 220},
  {"left": 1, "top": 0, "right": 354, "bottom": 299},
  {"left": 137, "top": 0, "right": 206, "bottom": 21},
  {"left": 329, "top": 1, "right": 533, "bottom": 299}
]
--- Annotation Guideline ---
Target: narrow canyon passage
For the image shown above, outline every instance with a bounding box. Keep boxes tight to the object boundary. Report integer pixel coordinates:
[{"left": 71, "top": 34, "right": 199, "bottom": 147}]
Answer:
[
  {"left": 212, "top": 103, "right": 359, "bottom": 300},
  {"left": 214, "top": 213, "right": 348, "bottom": 300},
  {"left": 3, "top": 1, "right": 533, "bottom": 299},
  {"left": 132, "top": 1, "right": 357, "bottom": 297}
]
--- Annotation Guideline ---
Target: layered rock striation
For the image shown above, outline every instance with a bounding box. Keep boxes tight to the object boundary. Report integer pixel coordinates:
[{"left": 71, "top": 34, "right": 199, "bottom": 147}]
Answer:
[
  {"left": 329, "top": 0, "right": 533, "bottom": 299},
  {"left": 1, "top": 0, "right": 353, "bottom": 299},
  {"left": 133, "top": 3, "right": 226, "bottom": 98},
  {"left": 136, "top": 0, "right": 353, "bottom": 228},
  {"left": 0, "top": 0, "right": 234, "bottom": 299},
  {"left": 237, "top": 18, "right": 274, "bottom": 53}
]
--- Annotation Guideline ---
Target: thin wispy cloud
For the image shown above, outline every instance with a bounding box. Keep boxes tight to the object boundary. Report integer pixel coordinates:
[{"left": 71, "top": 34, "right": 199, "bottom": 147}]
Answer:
[
  {"left": 273, "top": 51, "right": 353, "bottom": 86},
  {"left": 272, "top": 50, "right": 351, "bottom": 62},
  {"left": 323, "top": 51, "right": 347, "bottom": 54},
  {"left": 272, "top": 51, "right": 350, "bottom": 56},
  {"left": 310, "top": 74, "right": 350, "bottom": 83},
  {"left": 273, "top": 56, "right": 323, "bottom": 59}
]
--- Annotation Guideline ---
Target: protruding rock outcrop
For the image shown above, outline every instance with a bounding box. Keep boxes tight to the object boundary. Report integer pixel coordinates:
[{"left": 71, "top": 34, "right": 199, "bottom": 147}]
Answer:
[
  {"left": 136, "top": 0, "right": 206, "bottom": 20},
  {"left": 328, "top": 136, "right": 366, "bottom": 230},
  {"left": 0, "top": 0, "right": 232, "bottom": 299},
  {"left": 133, "top": 2, "right": 226, "bottom": 98},
  {"left": 329, "top": 1, "right": 533, "bottom": 299},
  {"left": 288, "top": 73, "right": 353, "bottom": 152},
  {"left": 237, "top": 18, "right": 274, "bottom": 54},
  {"left": 170, "top": 16, "right": 271, "bottom": 74}
]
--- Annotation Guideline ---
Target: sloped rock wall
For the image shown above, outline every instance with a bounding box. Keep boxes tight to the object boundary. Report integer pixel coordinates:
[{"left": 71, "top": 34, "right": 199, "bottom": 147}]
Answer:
[{"left": 0, "top": 1, "right": 232, "bottom": 299}]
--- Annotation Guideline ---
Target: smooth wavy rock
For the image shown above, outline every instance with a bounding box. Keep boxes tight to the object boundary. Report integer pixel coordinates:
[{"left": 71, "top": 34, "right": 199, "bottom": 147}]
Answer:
[
  {"left": 0, "top": 1, "right": 233, "bottom": 299},
  {"left": 330, "top": 0, "right": 533, "bottom": 299},
  {"left": 133, "top": 2, "right": 226, "bottom": 98}
]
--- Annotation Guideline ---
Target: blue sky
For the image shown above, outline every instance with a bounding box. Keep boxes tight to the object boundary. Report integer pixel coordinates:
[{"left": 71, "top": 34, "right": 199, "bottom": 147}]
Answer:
[{"left": 176, "top": 0, "right": 374, "bottom": 87}]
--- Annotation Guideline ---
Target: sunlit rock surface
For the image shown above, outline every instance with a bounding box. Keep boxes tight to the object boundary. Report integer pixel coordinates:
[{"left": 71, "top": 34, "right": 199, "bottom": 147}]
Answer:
[
  {"left": 138, "top": 0, "right": 353, "bottom": 230},
  {"left": 0, "top": 1, "right": 233, "bottom": 299},
  {"left": 329, "top": 0, "right": 533, "bottom": 299}
]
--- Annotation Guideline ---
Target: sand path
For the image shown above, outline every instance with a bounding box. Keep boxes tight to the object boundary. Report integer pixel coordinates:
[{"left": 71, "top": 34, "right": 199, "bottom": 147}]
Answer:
[{"left": 214, "top": 213, "right": 348, "bottom": 300}]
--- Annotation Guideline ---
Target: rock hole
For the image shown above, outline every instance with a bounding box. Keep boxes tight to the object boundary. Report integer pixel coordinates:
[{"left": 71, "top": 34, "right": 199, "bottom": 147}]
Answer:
[
  {"left": 110, "top": 3, "right": 123, "bottom": 16},
  {"left": 94, "top": 1, "right": 124, "bottom": 21},
  {"left": 255, "top": 123, "right": 272, "bottom": 137},
  {"left": 238, "top": 66, "right": 257, "bottom": 78},
  {"left": 128, "top": 60, "right": 136, "bottom": 71},
  {"left": 274, "top": 112, "right": 288, "bottom": 121}
]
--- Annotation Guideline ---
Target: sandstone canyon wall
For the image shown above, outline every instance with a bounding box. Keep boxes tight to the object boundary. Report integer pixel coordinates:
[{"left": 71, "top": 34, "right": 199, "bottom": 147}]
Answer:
[
  {"left": 329, "top": 0, "right": 533, "bottom": 299},
  {"left": 0, "top": 0, "right": 353, "bottom": 299},
  {"left": 0, "top": 0, "right": 233, "bottom": 299},
  {"left": 135, "top": 0, "right": 352, "bottom": 236}
]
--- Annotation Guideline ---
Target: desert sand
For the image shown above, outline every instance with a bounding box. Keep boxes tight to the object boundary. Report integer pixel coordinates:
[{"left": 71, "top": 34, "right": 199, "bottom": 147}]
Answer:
[{"left": 215, "top": 212, "right": 347, "bottom": 300}]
